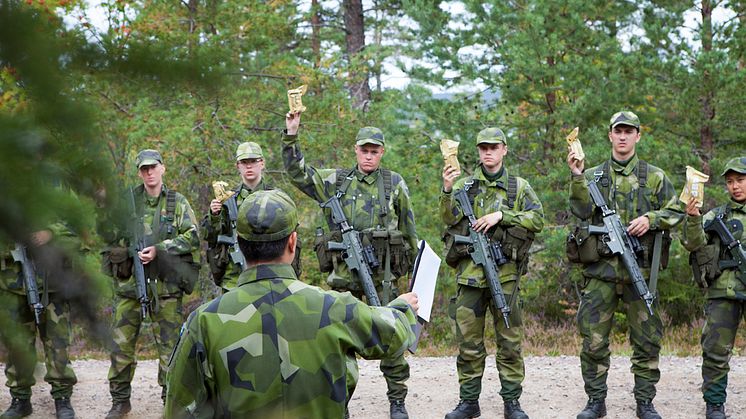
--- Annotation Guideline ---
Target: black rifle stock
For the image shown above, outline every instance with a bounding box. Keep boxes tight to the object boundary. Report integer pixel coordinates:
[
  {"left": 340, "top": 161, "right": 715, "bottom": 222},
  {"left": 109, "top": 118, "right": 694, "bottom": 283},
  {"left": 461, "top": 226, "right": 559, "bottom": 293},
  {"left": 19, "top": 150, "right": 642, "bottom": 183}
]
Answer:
[
  {"left": 11, "top": 243, "right": 44, "bottom": 326},
  {"left": 453, "top": 184, "right": 511, "bottom": 328},
  {"left": 216, "top": 196, "right": 246, "bottom": 270},
  {"left": 704, "top": 214, "right": 746, "bottom": 281},
  {"left": 321, "top": 195, "right": 381, "bottom": 306},
  {"left": 587, "top": 176, "right": 655, "bottom": 315},
  {"left": 128, "top": 189, "right": 151, "bottom": 319}
]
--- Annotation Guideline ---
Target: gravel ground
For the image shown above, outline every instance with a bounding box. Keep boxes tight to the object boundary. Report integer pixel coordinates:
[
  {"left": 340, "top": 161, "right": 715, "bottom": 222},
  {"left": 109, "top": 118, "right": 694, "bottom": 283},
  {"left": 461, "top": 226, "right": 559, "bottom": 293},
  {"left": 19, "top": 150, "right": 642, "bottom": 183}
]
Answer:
[{"left": 1, "top": 356, "right": 743, "bottom": 418}]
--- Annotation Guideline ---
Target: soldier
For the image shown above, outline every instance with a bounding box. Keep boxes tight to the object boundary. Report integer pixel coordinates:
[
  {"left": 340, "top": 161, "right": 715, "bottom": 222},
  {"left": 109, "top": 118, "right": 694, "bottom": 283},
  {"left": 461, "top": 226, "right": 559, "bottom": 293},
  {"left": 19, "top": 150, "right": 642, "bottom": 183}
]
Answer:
[
  {"left": 0, "top": 226, "right": 80, "bottom": 419},
  {"left": 165, "top": 189, "right": 419, "bottom": 418},
  {"left": 566, "top": 111, "right": 684, "bottom": 419},
  {"left": 682, "top": 157, "right": 746, "bottom": 419},
  {"left": 282, "top": 112, "right": 417, "bottom": 419},
  {"left": 102, "top": 149, "right": 200, "bottom": 419},
  {"left": 440, "top": 127, "right": 544, "bottom": 419}
]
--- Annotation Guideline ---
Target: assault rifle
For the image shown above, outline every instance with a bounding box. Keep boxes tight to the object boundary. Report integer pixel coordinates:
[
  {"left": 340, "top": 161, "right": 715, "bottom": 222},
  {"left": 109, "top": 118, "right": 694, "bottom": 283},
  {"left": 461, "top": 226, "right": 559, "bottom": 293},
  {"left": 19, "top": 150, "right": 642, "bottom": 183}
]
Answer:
[
  {"left": 128, "top": 188, "right": 151, "bottom": 319},
  {"left": 11, "top": 243, "right": 44, "bottom": 326},
  {"left": 216, "top": 196, "right": 246, "bottom": 270},
  {"left": 704, "top": 214, "right": 746, "bottom": 283},
  {"left": 321, "top": 195, "right": 381, "bottom": 306},
  {"left": 587, "top": 175, "right": 655, "bottom": 315},
  {"left": 453, "top": 182, "right": 511, "bottom": 328}
]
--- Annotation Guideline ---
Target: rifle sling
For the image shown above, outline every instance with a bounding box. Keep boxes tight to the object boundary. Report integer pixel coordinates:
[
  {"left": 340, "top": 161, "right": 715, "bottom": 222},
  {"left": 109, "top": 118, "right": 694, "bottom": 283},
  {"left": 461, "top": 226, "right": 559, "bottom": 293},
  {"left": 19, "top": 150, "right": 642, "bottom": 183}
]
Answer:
[{"left": 648, "top": 231, "right": 662, "bottom": 294}]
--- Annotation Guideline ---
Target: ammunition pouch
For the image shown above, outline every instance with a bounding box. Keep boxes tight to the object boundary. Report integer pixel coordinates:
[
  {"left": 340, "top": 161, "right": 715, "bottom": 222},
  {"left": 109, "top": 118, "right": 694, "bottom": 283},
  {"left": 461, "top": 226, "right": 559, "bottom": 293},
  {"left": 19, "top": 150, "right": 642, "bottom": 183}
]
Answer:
[
  {"left": 362, "top": 228, "right": 413, "bottom": 279},
  {"left": 689, "top": 244, "right": 721, "bottom": 288},
  {"left": 101, "top": 247, "right": 133, "bottom": 280},
  {"left": 157, "top": 252, "right": 200, "bottom": 295},
  {"left": 487, "top": 225, "right": 534, "bottom": 275},
  {"left": 314, "top": 230, "right": 342, "bottom": 273},
  {"left": 637, "top": 230, "right": 672, "bottom": 269},
  {"left": 442, "top": 218, "right": 472, "bottom": 269},
  {"left": 566, "top": 222, "right": 600, "bottom": 264},
  {"left": 206, "top": 245, "right": 230, "bottom": 284}
]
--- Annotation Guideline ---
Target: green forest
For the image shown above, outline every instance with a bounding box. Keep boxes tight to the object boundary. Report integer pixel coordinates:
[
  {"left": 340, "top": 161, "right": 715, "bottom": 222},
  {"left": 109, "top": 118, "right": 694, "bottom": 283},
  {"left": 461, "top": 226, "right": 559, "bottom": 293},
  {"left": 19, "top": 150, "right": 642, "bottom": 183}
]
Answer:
[{"left": 1, "top": 0, "right": 745, "bottom": 355}]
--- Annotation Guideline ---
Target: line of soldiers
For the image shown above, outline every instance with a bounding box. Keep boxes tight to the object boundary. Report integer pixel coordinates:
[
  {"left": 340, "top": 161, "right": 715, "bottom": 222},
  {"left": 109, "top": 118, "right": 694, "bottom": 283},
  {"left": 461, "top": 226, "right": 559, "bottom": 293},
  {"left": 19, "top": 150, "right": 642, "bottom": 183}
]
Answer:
[{"left": 0, "top": 110, "right": 744, "bottom": 419}]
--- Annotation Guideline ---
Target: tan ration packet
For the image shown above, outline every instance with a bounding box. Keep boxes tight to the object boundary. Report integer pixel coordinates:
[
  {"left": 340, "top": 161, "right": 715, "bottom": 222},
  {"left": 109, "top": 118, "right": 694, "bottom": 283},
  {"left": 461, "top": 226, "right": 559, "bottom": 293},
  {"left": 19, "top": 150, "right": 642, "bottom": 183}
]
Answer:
[
  {"left": 287, "top": 85, "right": 307, "bottom": 113},
  {"left": 679, "top": 166, "right": 709, "bottom": 207},
  {"left": 212, "top": 181, "right": 235, "bottom": 203},
  {"left": 440, "top": 139, "right": 460, "bottom": 173},
  {"left": 566, "top": 127, "right": 585, "bottom": 162}
]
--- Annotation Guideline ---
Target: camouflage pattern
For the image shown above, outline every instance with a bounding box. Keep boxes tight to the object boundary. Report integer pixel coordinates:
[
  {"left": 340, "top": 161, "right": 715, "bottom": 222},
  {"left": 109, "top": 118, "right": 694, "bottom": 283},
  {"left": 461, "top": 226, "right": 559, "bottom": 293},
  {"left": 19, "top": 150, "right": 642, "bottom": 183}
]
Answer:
[
  {"left": 609, "top": 111, "right": 641, "bottom": 130},
  {"left": 569, "top": 155, "right": 683, "bottom": 402},
  {"left": 440, "top": 165, "right": 543, "bottom": 402},
  {"left": 106, "top": 184, "right": 199, "bottom": 401},
  {"left": 440, "top": 166, "right": 545, "bottom": 288},
  {"left": 165, "top": 263, "right": 417, "bottom": 418},
  {"left": 282, "top": 132, "right": 417, "bottom": 401},
  {"left": 476, "top": 127, "right": 507, "bottom": 145},
  {"left": 136, "top": 149, "right": 163, "bottom": 167},
  {"left": 237, "top": 189, "right": 297, "bottom": 241},
  {"left": 355, "top": 126, "right": 385, "bottom": 146},
  {"left": 720, "top": 156, "right": 746, "bottom": 176},
  {"left": 236, "top": 141, "right": 264, "bottom": 160}
]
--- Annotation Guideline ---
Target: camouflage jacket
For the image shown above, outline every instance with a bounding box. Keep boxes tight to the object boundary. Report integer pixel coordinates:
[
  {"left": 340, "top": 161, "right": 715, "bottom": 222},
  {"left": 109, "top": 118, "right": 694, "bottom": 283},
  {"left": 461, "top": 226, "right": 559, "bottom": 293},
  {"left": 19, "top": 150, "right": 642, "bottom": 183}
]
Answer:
[
  {"left": 282, "top": 133, "right": 418, "bottom": 286},
  {"left": 682, "top": 200, "right": 746, "bottom": 299},
  {"left": 440, "top": 165, "right": 544, "bottom": 288},
  {"left": 165, "top": 263, "right": 417, "bottom": 419},
  {"left": 569, "top": 155, "right": 684, "bottom": 282},
  {"left": 112, "top": 185, "right": 199, "bottom": 298}
]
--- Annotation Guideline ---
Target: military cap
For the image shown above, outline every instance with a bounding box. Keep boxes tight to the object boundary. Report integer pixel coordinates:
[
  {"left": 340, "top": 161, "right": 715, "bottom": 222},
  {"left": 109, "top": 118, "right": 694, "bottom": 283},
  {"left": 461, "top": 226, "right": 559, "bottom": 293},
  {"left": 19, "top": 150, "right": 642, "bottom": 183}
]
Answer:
[
  {"left": 236, "top": 142, "right": 264, "bottom": 161},
  {"left": 237, "top": 190, "right": 298, "bottom": 241},
  {"left": 721, "top": 156, "right": 746, "bottom": 176},
  {"left": 476, "top": 127, "right": 507, "bottom": 146},
  {"left": 135, "top": 149, "right": 163, "bottom": 168},
  {"left": 609, "top": 111, "right": 641, "bottom": 130},
  {"left": 355, "top": 127, "right": 385, "bottom": 146}
]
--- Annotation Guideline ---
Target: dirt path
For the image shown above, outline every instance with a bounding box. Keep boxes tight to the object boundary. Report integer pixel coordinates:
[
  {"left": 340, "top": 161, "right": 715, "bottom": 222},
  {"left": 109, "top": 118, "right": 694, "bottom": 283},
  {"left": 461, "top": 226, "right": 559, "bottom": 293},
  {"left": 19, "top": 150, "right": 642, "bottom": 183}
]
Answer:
[{"left": 1, "top": 356, "right": 744, "bottom": 418}]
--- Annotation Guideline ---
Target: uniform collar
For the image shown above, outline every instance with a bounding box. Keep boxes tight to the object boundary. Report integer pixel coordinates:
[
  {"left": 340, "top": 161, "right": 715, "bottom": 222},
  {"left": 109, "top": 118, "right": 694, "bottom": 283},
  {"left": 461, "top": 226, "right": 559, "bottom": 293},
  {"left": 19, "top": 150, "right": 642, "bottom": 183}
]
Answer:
[
  {"left": 473, "top": 164, "right": 510, "bottom": 189},
  {"left": 609, "top": 154, "right": 639, "bottom": 176},
  {"left": 354, "top": 167, "right": 381, "bottom": 185},
  {"left": 727, "top": 199, "right": 746, "bottom": 213},
  {"left": 239, "top": 179, "right": 265, "bottom": 196},
  {"left": 237, "top": 263, "right": 297, "bottom": 286}
]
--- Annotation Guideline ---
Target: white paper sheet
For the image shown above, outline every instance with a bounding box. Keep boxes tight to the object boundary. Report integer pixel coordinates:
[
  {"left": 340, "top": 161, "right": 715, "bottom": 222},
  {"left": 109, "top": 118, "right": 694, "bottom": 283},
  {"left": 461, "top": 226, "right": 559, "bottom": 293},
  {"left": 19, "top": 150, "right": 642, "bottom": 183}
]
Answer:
[{"left": 410, "top": 240, "right": 440, "bottom": 323}]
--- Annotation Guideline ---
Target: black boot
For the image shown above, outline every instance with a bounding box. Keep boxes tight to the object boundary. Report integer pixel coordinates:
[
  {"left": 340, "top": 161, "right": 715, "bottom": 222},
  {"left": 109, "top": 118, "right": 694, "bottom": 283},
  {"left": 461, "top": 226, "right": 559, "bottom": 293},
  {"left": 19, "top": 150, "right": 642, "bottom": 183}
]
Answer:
[
  {"left": 54, "top": 398, "right": 76, "bottom": 419},
  {"left": 636, "top": 400, "right": 661, "bottom": 419},
  {"left": 576, "top": 398, "right": 606, "bottom": 419},
  {"left": 390, "top": 400, "right": 409, "bottom": 419},
  {"left": 445, "top": 399, "right": 481, "bottom": 419},
  {"left": 0, "top": 399, "right": 32, "bottom": 419},
  {"left": 705, "top": 403, "right": 725, "bottom": 419},
  {"left": 105, "top": 400, "right": 132, "bottom": 419},
  {"left": 504, "top": 400, "right": 529, "bottom": 419}
]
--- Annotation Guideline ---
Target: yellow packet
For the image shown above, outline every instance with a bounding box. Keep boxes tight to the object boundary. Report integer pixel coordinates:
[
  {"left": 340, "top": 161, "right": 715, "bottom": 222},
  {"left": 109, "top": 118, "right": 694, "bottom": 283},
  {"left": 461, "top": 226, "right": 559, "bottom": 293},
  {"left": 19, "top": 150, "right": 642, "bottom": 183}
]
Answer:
[
  {"left": 212, "top": 181, "right": 236, "bottom": 203},
  {"left": 440, "top": 139, "right": 460, "bottom": 173},
  {"left": 287, "top": 85, "right": 307, "bottom": 113},
  {"left": 566, "top": 127, "right": 585, "bottom": 162},
  {"left": 679, "top": 166, "right": 709, "bottom": 207}
]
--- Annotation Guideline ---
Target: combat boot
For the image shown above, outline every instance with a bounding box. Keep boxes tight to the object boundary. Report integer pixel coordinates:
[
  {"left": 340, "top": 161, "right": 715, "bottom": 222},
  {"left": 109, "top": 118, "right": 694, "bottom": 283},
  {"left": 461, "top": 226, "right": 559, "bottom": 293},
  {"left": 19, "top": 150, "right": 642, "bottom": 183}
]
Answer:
[
  {"left": 705, "top": 403, "right": 725, "bottom": 419},
  {"left": 54, "top": 397, "right": 75, "bottom": 419},
  {"left": 504, "top": 400, "right": 529, "bottom": 419},
  {"left": 0, "top": 398, "right": 32, "bottom": 418},
  {"left": 105, "top": 400, "right": 131, "bottom": 419},
  {"left": 445, "top": 399, "right": 481, "bottom": 419},
  {"left": 636, "top": 400, "right": 661, "bottom": 419},
  {"left": 390, "top": 400, "right": 408, "bottom": 419},
  {"left": 576, "top": 398, "right": 606, "bottom": 419}
]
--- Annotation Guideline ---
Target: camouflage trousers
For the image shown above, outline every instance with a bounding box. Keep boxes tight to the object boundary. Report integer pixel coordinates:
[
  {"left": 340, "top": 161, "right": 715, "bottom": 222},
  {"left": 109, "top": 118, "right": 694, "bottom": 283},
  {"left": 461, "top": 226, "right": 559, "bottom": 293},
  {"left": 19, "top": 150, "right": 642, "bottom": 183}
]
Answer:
[
  {"left": 577, "top": 278, "right": 662, "bottom": 401},
  {"left": 108, "top": 295, "right": 183, "bottom": 402},
  {"left": 450, "top": 282, "right": 524, "bottom": 402},
  {"left": 343, "top": 283, "right": 409, "bottom": 402},
  {"left": 0, "top": 288, "right": 77, "bottom": 400},
  {"left": 701, "top": 298, "right": 746, "bottom": 405}
]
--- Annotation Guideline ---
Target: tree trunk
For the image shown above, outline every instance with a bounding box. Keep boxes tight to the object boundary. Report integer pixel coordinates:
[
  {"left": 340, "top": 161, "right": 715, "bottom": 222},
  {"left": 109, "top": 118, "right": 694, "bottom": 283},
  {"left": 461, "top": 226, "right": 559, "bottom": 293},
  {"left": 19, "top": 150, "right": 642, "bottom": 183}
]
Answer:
[
  {"left": 311, "top": 0, "right": 321, "bottom": 69},
  {"left": 699, "top": 0, "right": 715, "bottom": 175},
  {"left": 342, "top": 0, "right": 371, "bottom": 110}
]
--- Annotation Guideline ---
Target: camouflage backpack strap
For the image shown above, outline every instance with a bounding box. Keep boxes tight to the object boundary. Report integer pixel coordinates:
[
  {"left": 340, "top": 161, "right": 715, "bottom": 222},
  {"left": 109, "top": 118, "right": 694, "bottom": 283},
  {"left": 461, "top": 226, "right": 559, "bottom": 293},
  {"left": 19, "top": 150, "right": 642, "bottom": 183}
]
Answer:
[
  {"left": 335, "top": 167, "right": 356, "bottom": 198},
  {"left": 506, "top": 174, "right": 518, "bottom": 210},
  {"left": 164, "top": 187, "right": 177, "bottom": 237},
  {"left": 376, "top": 168, "right": 393, "bottom": 224},
  {"left": 466, "top": 177, "right": 480, "bottom": 204},
  {"left": 636, "top": 159, "right": 651, "bottom": 213}
]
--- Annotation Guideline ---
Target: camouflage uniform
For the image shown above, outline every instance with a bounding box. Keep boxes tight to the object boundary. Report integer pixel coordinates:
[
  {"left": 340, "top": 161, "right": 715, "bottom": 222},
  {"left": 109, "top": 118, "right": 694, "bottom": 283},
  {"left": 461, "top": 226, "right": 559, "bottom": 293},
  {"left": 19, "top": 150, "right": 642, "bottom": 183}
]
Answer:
[
  {"left": 440, "top": 128, "right": 544, "bottom": 403},
  {"left": 569, "top": 131, "right": 683, "bottom": 402},
  {"left": 681, "top": 157, "right": 746, "bottom": 408},
  {"left": 165, "top": 190, "right": 418, "bottom": 419},
  {"left": 282, "top": 127, "right": 417, "bottom": 402},
  {"left": 0, "top": 221, "right": 80, "bottom": 402},
  {"left": 106, "top": 152, "right": 200, "bottom": 403}
]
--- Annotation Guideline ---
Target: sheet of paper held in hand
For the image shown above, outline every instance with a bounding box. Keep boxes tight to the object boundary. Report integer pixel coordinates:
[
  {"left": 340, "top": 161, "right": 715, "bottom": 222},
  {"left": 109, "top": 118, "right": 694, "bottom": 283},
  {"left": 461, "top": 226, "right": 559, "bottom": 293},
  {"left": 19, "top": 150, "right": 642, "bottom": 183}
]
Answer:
[
  {"left": 408, "top": 240, "right": 441, "bottom": 353},
  {"left": 679, "top": 166, "right": 709, "bottom": 208},
  {"left": 440, "top": 139, "right": 461, "bottom": 173},
  {"left": 212, "top": 181, "right": 235, "bottom": 203},
  {"left": 287, "top": 85, "right": 307, "bottom": 113},
  {"left": 566, "top": 126, "right": 585, "bottom": 162}
]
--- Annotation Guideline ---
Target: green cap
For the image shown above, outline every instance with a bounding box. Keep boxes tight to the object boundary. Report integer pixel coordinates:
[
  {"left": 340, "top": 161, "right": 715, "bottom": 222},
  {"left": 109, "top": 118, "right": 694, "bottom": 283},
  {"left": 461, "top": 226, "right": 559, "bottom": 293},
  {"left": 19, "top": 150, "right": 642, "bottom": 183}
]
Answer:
[
  {"left": 355, "top": 127, "right": 385, "bottom": 146},
  {"left": 476, "top": 127, "right": 507, "bottom": 145},
  {"left": 135, "top": 149, "right": 163, "bottom": 168},
  {"left": 609, "top": 111, "right": 641, "bottom": 130},
  {"left": 236, "top": 142, "right": 264, "bottom": 161},
  {"left": 721, "top": 156, "right": 746, "bottom": 176},
  {"left": 237, "top": 190, "right": 298, "bottom": 241}
]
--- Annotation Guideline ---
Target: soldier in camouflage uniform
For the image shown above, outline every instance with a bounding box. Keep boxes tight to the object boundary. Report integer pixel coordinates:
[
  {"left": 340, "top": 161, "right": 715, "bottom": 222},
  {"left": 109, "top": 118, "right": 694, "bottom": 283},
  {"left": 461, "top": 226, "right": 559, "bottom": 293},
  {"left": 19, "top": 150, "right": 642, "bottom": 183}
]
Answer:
[
  {"left": 283, "top": 112, "right": 418, "bottom": 419},
  {"left": 567, "top": 112, "right": 684, "bottom": 419},
  {"left": 441, "top": 127, "right": 544, "bottom": 419},
  {"left": 102, "top": 149, "right": 200, "bottom": 419},
  {"left": 0, "top": 222, "right": 81, "bottom": 419},
  {"left": 681, "top": 157, "right": 746, "bottom": 419},
  {"left": 165, "top": 189, "right": 419, "bottom": 418}
]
